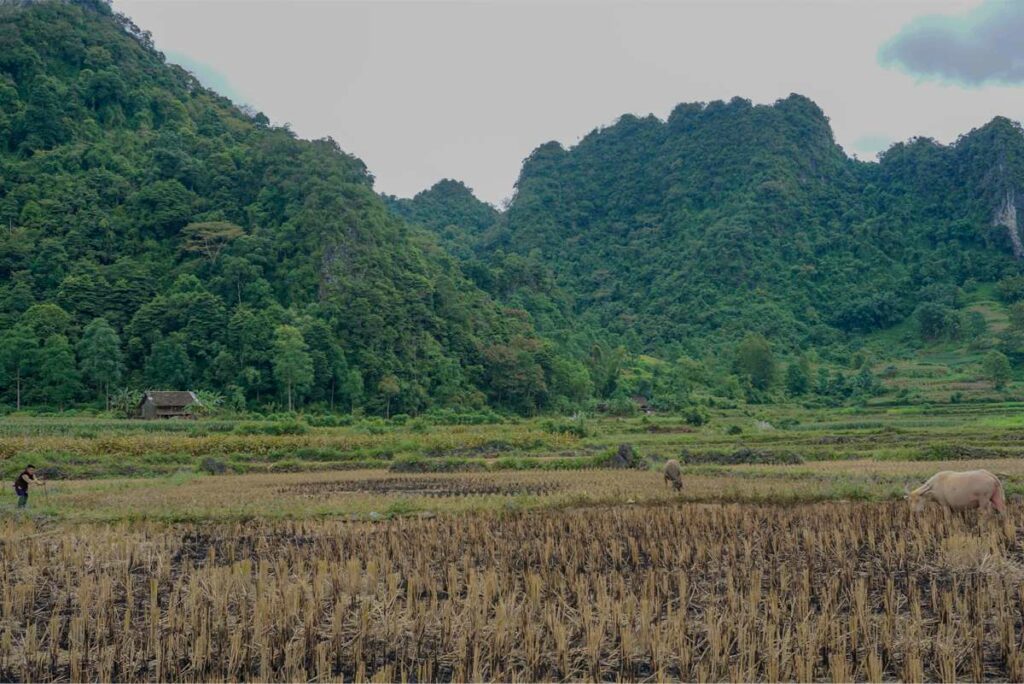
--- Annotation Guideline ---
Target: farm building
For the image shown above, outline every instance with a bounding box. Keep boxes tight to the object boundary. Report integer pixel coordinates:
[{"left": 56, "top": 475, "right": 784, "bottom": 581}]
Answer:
[
  {"left": 137, "top": 391, "right": 200, "bottom": 420},
  {"left": 630, "top": 395, "right": 654, "bottom": 415}
]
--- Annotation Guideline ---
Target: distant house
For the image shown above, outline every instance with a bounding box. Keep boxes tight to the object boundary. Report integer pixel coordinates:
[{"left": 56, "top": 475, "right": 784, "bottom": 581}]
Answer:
[
  {"left": 137, "top": 391, "right": 200, "bottom": 420},
  {"left": 631, "top": 395, "right": 654, "bottom": 415}
]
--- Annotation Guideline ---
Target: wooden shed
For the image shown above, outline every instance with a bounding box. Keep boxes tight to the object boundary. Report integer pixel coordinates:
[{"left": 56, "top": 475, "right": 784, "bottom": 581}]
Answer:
[
  {"left": 631, "top": 395, "right": 654, "bottom": 415},
  {"left": 137, "top": 391, "right": 200, "bottom": 420}
]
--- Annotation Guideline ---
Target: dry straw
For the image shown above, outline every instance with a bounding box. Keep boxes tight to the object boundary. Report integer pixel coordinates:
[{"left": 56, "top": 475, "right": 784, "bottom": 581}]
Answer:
[{"left": 0, "top": 502, "right": 1022, "bottom": 681}]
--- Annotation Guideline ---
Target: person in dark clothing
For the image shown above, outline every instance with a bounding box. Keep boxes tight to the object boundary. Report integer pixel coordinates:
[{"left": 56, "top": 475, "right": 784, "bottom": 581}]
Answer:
[{"left": 13, "top": 465, "right": 43, "bottom": 508}]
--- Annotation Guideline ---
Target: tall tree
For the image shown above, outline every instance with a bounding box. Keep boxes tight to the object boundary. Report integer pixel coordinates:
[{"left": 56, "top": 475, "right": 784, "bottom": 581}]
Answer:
[
  {"left": 37, "top": 334, "right": 80, "bottom": 409},
  {"left": 272, "top": 325, "right": 313, "bottom": 411},
  {"left": 982, "top": 350, "right": 1011, "bottom": 390},
  {"left": 77, "top": 317, "right": 123, "bottom": 409},
  {"left": 377, "top": 374, "right": 401, "bottom": 419},
  {"left": 0, "top": 325, "right": 37, "bottom": 410},
  {"left": 735, "top": 334, "right": 776, "bottom": 390},
  {"left": 784, "top": 362, "right": 809, "bottom": 396},
  {"left": 146, "top": 338, "right": 192, "bottom": 389},
  {"left": 21, "top": 302, "right": 72, "bottom": 340},
  {"left": 587, "top": 341, "right": 625, "bottom": 399},
  {"left": 180, "top": 221, "right": 245, "bottom": 263}
]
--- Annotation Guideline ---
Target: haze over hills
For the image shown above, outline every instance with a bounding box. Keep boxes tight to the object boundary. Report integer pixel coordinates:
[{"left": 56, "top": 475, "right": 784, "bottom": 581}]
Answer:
[{"left": 396, "top": 95, "right": 1024, "bottom": 360}]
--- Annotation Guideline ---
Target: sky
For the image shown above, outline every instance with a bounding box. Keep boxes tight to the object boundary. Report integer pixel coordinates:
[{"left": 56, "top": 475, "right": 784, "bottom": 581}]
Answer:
[{"left": 112, "top": 0, "right": 1024, "bottom": 206}]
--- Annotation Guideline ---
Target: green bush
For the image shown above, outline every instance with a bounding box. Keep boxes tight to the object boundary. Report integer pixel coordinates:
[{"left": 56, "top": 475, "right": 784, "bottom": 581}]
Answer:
[
  {"left": 421, "top": 409, "right": 504, "bottom": 425},
  {"left": 606, "top": 396, "right": 638, "bottom": 417},
  {"left": 679, "top": 448, "right": 803, "bottom": 465},
  {"left": 541, "top": 416, "right": 589, "bottom": 438},
  {"left": 389, "top": 456, "right": 484, "bottom": 473},
  {"left": 269, "top": 459, "right": 303, "bottom": 472},
  {"left": 683, "top": 407, "right": 709, "bottom": 426},
  {"left": 233, "top": 420, "right": 308, "bottom": 436},
  {"left": 305, "top": 414, "right": 356, "bottom": 427}
]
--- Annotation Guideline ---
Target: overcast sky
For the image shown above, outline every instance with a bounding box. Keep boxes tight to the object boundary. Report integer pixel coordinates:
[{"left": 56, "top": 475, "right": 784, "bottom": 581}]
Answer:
[{"left": 112, "top": 0, "right": 1024, "bottom": 206}]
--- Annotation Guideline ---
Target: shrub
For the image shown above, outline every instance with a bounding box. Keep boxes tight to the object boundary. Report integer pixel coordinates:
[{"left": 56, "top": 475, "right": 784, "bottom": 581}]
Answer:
[
  {"left": 305, "top": 414, "right": 355, "bottom": 427},
  {"left": 541, "top": 416, "right": 589, "bottom": 438},
  {"left": 420, "top": 409, "right": 503, "bottom": 425},
  {"left": 605, "top": 396, "right": 638, "bottom": 417},
  {"left": 233, "top": 420, "right": 308, "bottom": 436},
  {"left": 389, "top": 456, "right": 484, "bottom": 473},
  {"left": 36, "top": 465, "right": 68, "bottom": 480},
  {"left": 597, "top": 444, "right": 647, "bottom": 469},
  {"left": 680, "top": 448, "right": 803, "bottom": 465},
  {"left": 683, "top": 407, "right": 709, "bottom": 426}
]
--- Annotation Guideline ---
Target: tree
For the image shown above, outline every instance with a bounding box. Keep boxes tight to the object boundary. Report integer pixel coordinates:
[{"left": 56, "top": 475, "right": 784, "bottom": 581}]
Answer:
[
  {"left": 982, "top": 350, "right": 1011, "bottom": 389},
  {"left": 20, "top": 302, "right": 72, "bottom": 340},
  {"left": 146, "top": 338, "right": 192, "bottom": 389},
  {"left": 272, "top": 325, "right": 313, "bottom": 411},
  {"left": 180, "top": 221, "right": 245, "bottom": 263},
  {"left": 481, "top": 338, "right": 548, "bottom": 413},
  {"left": 0, "top": 325, "right": 37, "bottom": 409},
  {"left": 735, "top": 334, "right": 776, "bottom": 390},
  {"left": 965, "top": 310, "right": 988, "bottom": 339},
  {"left": 996, "top": 275, "right": 1024, "bottom": 303},
  {"left": 784, "top": 362, "right": 809, "bottom": 396},
  {"left": 37, "top": 334, "right": 80, "bottom": 409},
  {"left": 378, "top": 374, "right": 401, "bottom": 419},
  {"left": 76, "top": 317, "right": 123, "bottom": 409},
  {"left": 111, "top": 387, "right": 139, "bottom": 418},
  {"left": 853, "top": 366, "right": 876, "bottom": 395},
  {"left": 1009, "top": 302, "right": 1024, "bottom": 331},
  {"left": 916, "top": 303, "right": 961, "bottom": 341},
  {"left": 549, "top": 356, "right": 593, "bottom": 405},
  {"left": 587, "top": 341, "right": 625, "bottom": 399}
]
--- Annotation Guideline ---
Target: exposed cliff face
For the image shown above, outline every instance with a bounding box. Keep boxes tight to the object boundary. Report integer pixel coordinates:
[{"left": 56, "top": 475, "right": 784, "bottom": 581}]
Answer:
[{"left": 994, "top": 188, "right": 1023, "bottom": 259}]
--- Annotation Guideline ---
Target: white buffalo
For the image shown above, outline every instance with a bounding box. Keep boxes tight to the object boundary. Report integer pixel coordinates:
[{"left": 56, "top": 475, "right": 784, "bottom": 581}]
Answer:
[{"left": 906, "top": 469, "right": 1007, "bottom": 514}]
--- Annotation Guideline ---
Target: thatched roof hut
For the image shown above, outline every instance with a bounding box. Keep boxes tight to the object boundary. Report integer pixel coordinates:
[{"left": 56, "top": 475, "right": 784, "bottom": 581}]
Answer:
[{"left": 137, "top": 391, "right": 200, "bottom": 419}]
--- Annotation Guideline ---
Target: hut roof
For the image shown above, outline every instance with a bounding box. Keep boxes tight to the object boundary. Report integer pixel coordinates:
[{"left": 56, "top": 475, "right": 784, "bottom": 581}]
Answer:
[{"left": 141, "top": 391, "right": 200, "bottom": 408}]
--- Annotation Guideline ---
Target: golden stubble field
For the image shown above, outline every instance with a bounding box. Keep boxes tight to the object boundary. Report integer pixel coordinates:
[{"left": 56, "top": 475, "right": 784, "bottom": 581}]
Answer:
[{"left": 2, "top": 501, "right": 1023, "bottom": 682}]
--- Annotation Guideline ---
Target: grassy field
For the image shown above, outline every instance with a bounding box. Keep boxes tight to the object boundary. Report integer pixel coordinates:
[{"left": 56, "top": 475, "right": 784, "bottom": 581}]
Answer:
[
  {"left": 4, "top": 403, "right": 1024, "bottom": 521},
  {"left": 3, "top": 406, "right": 1024, "bottom": 681}
]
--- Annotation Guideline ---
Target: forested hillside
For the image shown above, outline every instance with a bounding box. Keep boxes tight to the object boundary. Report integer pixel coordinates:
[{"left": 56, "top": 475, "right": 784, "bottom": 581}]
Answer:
[
  {"left": 0, "top": 0, "right": 569, "bottom": 415},
  {"left": 399, "top": 95, "right": 1024, "bottom": 361},
  {"left": 8, "top": 0, "right": 1024, "bottom": 417}
]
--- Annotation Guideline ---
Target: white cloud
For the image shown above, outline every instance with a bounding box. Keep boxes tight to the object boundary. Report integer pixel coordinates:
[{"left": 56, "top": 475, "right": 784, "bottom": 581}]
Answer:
[{"left": 113, "top": 0, "right": 1023, "bottom": 205}]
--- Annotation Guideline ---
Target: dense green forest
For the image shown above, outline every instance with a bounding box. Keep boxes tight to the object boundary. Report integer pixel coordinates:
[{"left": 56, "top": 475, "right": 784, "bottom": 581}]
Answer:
[
  {"left": 0, "top": 0, "right": 571, "bottom": 415},
  {"left": 401, "top": 97, "right": 1024, "bottom": 355},
  {"left": 394, "top": 97, "right": 1024, "bottom": 402},
  {"left": 5, "top": 0, "right": 1024, "bottom": 416}
]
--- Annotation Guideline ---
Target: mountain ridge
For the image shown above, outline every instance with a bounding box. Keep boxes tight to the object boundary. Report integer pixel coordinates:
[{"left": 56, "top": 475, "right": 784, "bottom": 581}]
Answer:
[
  {"left": 396, "top": 94, "right": 1024, "bottom": 358},
  {"left": 0, "top": 0, "right": 570, "bottom": 414}
]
